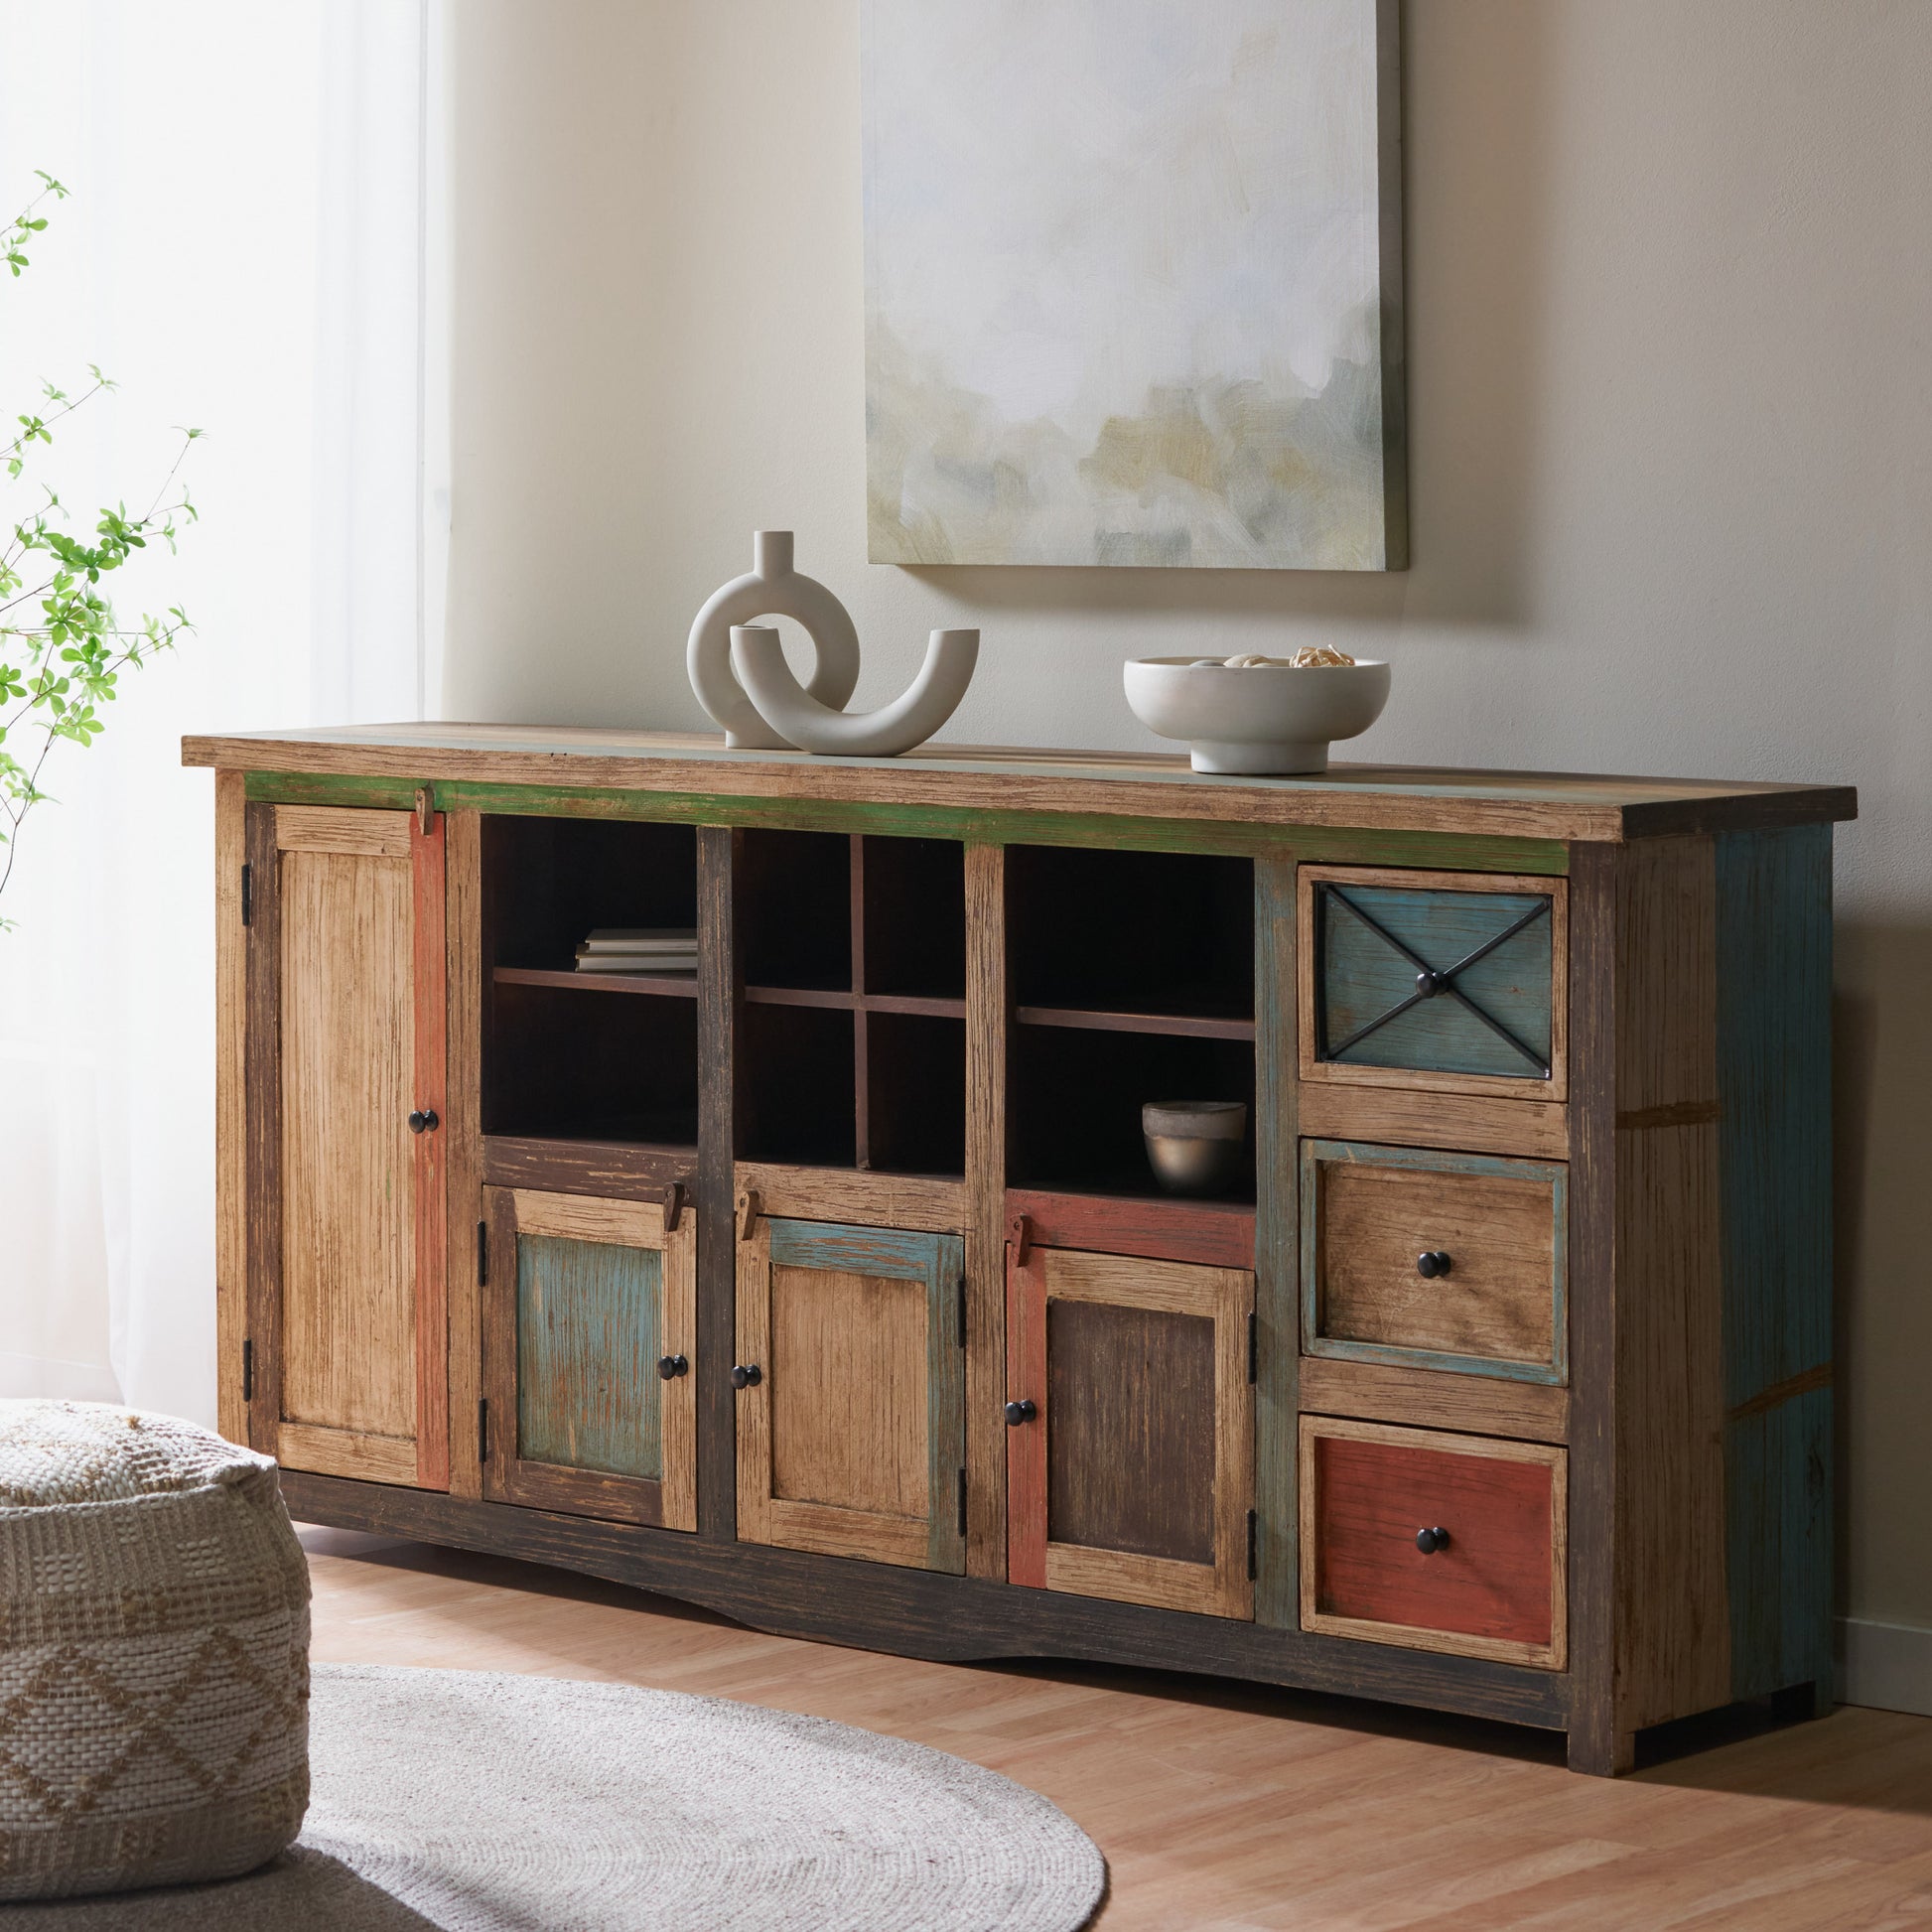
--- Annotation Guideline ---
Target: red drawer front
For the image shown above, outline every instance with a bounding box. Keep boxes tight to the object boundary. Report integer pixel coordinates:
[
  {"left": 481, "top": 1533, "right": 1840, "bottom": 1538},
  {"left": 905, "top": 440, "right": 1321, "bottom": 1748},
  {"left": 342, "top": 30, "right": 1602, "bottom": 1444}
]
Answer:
[{"left": 1312, "top": 1434, "right": 1554, "bottom": 1647}]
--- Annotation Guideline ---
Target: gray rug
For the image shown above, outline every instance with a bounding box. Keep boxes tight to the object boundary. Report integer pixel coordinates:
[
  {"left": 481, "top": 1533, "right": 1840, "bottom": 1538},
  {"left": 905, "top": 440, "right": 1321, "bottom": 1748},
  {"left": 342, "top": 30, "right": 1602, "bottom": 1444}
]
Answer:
[{"left": 13, "top": 1664, "right": 1106, "bottom": 1931}]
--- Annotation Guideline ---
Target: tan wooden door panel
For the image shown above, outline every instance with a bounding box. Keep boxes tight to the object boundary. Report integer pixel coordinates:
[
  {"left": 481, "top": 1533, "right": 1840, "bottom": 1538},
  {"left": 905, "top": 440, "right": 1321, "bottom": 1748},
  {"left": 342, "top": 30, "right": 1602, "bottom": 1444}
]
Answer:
[
  {"left": 247, "top": 801, "right": 448, "bottom": 1489},
  {"left": 736, "top": 1209, "right": 965, "bottom": 1572}
]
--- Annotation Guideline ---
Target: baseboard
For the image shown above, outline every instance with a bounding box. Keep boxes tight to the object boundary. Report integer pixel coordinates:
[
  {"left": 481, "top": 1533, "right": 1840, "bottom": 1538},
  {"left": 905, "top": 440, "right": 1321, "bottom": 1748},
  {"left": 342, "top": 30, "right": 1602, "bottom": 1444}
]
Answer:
[{"left": 1836, "top": 1616, "right": 1932, "bottom": 1716}]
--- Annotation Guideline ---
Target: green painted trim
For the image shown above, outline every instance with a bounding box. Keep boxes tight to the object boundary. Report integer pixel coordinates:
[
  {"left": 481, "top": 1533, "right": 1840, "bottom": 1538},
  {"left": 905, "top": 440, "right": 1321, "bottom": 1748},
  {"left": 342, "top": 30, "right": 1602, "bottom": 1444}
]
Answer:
[
  {"left": 245, "top": 769, "right": 422, "bottom": 811},
  {"left": 243, "top": 768, "right": 1568, "bottom": 874},
  {"left": 1299, "top": 1139, "right": 1569, "bottom": 1388}
]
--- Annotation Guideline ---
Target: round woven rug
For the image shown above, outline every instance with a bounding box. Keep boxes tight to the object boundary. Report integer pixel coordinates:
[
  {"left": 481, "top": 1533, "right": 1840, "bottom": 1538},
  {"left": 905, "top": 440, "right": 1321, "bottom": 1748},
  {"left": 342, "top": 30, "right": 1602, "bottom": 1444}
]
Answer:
[{"left": 13, "top": 1664, "right": 1106, "bottom": 1931}]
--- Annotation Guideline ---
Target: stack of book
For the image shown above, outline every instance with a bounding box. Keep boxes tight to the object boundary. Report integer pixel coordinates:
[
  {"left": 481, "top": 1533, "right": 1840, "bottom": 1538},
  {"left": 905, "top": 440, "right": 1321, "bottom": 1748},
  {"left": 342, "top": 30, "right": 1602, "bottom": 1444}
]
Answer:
[{"left": 574, "top": 927, "right": 699, "bottom": 976}]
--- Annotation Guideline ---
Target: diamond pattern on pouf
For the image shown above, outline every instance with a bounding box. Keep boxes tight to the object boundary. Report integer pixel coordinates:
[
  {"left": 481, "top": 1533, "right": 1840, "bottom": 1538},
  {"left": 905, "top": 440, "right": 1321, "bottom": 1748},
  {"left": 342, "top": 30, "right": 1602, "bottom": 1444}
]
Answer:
[{"left": 0, "top": 1401, "right": 310, "bottom": 1902}]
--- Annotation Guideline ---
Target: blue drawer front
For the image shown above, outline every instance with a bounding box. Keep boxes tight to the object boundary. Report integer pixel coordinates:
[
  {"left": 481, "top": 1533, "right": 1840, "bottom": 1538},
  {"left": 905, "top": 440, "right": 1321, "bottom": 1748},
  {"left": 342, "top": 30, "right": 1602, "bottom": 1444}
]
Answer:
[{"left": 1316, "top": 882, "right": 1555, "bottom": 1081}]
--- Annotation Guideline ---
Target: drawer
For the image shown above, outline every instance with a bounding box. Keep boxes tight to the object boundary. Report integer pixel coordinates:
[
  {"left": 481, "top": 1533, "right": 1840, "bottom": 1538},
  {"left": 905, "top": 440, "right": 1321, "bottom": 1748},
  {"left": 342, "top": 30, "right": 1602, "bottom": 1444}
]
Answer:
[
  {"left": 1300, "top": 1416, "right": 1566, "bottom": 1668},
  {"left": 1299, "top": 866, "right": 1568, "bottom": 1100},
  {"left": 1301, "top": 1141, "right": 1567, "bottom": 1384}
]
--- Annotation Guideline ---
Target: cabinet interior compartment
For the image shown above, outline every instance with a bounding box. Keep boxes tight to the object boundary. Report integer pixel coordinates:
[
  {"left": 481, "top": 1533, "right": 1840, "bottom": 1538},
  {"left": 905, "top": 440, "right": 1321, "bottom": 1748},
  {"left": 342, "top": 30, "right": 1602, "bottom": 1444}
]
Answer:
[
  {"left": 481, "top": 815, "right": 701, "bottom": 1149},
  {"left": 865, "top": 1011, "right": 967, "bottom": 1177},
  {"left": 736, "top": 1002, "right": 858, "bottom": 1168},
  {"left": 1007, "top": 845, "right": 1254, "bottom": 1021},
  {"left": 861, "top": 836, "right": 966, "bottom": 998},
  {"left": 738, "top": 829, "right": 852, "bottom": 991},
  {"left": 1007, "top": 1025, "right": 1256, "bottom": 1201},
  {"left": 485, "top": 982, "right": 699, "bottom": 1148}
]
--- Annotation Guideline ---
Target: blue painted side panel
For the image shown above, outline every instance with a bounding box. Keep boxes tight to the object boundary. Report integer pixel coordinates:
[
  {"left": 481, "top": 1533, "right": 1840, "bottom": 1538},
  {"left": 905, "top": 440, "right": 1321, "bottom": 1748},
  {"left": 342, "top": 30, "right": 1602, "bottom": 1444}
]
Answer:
[
  {"left": 1317, "top": 883, "right": 1555, "bottom": 1080},
  {"left": 516, "top": 1233, "right": 662, "bottom": 1480},
  {"left": 1716, "top": 824, "right": 1834, "bottom": 1700}
]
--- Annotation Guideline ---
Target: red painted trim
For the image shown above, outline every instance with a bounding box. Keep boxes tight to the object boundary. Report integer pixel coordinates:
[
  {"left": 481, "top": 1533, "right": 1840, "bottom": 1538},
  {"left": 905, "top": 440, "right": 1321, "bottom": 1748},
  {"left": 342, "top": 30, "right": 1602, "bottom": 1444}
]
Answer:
[
  {"left": 1312, "top": 1435, "right": 1553, "bottom": 1646},
  {"left": 1006, "top": 1240, "right": 1047, "bottom": 1587},
  {"left": 1005, "top": 1188, "right": 1255, "bottom": 1271},
  {"left": 413, "top": 810, "right": 451, "bottom": 1490}
]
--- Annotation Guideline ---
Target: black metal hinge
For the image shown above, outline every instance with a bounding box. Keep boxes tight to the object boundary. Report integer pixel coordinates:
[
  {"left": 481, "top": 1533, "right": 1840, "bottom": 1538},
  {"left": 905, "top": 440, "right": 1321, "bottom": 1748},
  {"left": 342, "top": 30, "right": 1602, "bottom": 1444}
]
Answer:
[
  {"left": 1247, "top": 1509, "right": 1258, "bottom": 1581},
  {"left": 240, "top": 863, "right": 252, "bottom": 927},
  {"left": 241, "top": 1337, "right": 253, "bottom": 1404},
  {"left": 477, "top": 1220, "right": 488, "bottom": 1286},
  {"left": 957, "top": 1467, "right": 968, "bottom": 1538},
  {"left": 478, "top": 1398, "right": 489, "bottom": 1464},
  {"left": 957, "top": 1277, "right": 967, "bottom": 1347},
  {"left": 1247, "top": 1311, "right": 1257, "bottom": 1384}
]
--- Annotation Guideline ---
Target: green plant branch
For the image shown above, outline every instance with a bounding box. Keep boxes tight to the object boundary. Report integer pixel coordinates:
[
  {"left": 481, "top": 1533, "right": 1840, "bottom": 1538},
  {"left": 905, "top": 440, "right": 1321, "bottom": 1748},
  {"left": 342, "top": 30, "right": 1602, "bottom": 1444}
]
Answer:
[{"left": 0, "top": 171, "right": 199, "bottom": 927}]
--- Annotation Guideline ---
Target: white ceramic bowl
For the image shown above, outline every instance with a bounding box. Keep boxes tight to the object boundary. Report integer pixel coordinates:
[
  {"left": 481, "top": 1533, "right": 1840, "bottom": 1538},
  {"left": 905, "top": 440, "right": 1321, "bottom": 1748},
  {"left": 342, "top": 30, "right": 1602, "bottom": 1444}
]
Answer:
[{"left": 1123, "top": 656, "right": 1392, "bottom": 775}]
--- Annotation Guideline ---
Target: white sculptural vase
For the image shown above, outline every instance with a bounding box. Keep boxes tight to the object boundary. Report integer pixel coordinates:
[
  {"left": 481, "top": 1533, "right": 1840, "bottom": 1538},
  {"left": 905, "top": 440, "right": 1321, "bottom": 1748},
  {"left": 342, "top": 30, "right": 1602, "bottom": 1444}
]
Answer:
[
  {"left": 731, "top": 624, "right": 980, "bottom": 759},
  {"left": 685, "top": 531, "right": 861, "bottom": 750},
  {"left": 686, "top": 530, "right": 978, "bottom": 759}
]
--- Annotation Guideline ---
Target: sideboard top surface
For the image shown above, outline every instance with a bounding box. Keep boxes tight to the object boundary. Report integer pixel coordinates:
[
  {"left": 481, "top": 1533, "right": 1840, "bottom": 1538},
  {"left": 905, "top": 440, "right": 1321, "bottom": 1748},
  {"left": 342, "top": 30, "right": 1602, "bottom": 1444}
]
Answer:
[{"left": 181, "top": 723, "right": 1857, "bottom": 843}]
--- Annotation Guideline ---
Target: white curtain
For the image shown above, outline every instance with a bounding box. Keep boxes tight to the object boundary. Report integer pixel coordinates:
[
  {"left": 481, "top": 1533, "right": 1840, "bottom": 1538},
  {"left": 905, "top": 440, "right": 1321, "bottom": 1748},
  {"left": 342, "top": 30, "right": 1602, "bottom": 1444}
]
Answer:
[{"left": 0, "top": 1, "right": 448, "bottom": 1422}]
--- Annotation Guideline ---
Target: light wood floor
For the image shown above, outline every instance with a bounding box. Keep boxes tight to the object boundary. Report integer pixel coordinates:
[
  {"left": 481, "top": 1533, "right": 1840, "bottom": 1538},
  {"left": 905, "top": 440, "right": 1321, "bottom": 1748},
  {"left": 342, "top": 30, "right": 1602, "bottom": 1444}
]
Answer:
[{"left": 304, "top": 1528, "right": 1932, "bottom": 1930}]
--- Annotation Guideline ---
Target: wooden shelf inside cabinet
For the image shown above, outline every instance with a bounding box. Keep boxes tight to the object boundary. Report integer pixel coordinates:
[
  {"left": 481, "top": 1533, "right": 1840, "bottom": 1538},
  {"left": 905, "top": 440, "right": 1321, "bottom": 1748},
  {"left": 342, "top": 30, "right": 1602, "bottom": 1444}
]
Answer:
[
  {"left": 1014, "top": 1005, "right": 1256, "bottom": 1042},
  {"left": 493, "top": 965, "right": 700, "bottom": 999},
  {"left": 744, "top": 986, "right": 966, "bottom": 1020}
]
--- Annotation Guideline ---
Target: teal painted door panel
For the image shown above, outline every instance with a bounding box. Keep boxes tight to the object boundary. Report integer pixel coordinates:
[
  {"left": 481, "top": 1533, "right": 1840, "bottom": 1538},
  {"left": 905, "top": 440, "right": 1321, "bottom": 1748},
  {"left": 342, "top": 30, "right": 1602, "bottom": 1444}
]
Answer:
[
  {"left": 516, "top": 1233, "right": 663, "bottom": 1480},
  {"left": 1315, "top": 881, "right": 1555, "bottom": 1081}
]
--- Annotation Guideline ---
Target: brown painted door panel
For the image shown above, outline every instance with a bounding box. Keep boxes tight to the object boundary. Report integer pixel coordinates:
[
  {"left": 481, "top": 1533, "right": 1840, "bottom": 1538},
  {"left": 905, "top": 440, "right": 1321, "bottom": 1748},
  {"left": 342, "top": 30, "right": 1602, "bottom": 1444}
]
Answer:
[
  {"left": 246, "top": 802, "right": 448, "bottom": 1488},
  {"left": 1303, "top": 1141, "right": 1568, "bottom": 1383},
  {"left": 1008, "top": 1245, "right": 1254, "bottom": 1619},
  {"left": 1300, "top": 1416, "right": 1566, "bottom": 1668}
]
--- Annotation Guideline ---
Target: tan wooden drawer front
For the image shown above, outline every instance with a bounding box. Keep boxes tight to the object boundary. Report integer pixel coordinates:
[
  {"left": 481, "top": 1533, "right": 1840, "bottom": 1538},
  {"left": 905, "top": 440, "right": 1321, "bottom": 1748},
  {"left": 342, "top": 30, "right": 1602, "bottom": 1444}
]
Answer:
[
  {"left": 1301, "top": 1140, "right": 1567, "bottom": 1386},
  {"left": 1301, "top": 1416, "right": 1567, "bottom": 1669}
]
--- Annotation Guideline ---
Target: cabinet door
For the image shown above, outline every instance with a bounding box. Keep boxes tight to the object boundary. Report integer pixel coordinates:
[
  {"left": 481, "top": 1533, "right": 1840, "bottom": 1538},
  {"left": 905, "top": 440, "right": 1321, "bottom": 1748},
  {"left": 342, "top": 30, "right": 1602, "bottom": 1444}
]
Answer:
[
  {"left": 482, "top": 1187, "right": 696, "bottom": 1529},
  {"left": 246, "top": 801, "right": 448, "bottom": 1487},
  {"left": 1007, "top": 1245, "right": 1254, "bottom": 1619},
  {"left": 735, "top": 1214, "right": 965, "bottom": 1573}
]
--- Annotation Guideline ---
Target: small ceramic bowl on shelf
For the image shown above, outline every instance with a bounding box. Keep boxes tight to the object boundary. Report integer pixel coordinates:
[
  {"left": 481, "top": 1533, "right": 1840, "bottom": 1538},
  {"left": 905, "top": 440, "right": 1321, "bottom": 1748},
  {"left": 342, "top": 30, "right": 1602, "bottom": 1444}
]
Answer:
[
  {"left": 1142, "top": 1100, "right": 1248, "bottom": 1197},
  {"left": 1123, "top": 652, "right": 1391, "bottom": 775}
]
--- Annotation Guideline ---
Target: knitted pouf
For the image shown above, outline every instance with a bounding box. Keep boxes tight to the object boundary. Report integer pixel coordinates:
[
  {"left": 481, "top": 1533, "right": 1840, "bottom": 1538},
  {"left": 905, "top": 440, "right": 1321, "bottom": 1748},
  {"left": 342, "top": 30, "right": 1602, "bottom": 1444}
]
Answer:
[{"left": 0, "top": 1400, "right": 310, "bottom": 1901}]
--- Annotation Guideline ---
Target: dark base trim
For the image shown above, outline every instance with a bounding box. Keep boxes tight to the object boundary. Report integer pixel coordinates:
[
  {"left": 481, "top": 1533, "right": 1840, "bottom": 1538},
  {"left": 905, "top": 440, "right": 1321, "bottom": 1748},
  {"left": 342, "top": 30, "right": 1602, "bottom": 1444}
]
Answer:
[{"left": 280, "top": 1470, "right": 1571, "bottom": 1730}]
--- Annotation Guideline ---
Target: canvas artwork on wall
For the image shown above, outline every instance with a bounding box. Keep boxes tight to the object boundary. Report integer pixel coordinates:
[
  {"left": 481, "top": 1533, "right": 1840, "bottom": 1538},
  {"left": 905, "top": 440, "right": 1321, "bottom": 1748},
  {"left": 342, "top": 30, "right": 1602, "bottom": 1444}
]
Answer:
[{"left": 863, "top": 0, "right": 1404, "bottom": 572}]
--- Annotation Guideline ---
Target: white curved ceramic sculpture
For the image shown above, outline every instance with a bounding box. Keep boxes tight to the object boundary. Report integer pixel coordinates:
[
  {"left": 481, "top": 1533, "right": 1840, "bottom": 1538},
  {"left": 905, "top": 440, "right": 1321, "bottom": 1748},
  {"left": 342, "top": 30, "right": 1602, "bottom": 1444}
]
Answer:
[
  {"left": 731, "top": 624, "right": 981, "bottom": 758},
  {"left": 686, "top": 531, "right": 861, "bottom": 749},
  {"left": 687, "top": 529, "right": 979, "bottom": 757}
]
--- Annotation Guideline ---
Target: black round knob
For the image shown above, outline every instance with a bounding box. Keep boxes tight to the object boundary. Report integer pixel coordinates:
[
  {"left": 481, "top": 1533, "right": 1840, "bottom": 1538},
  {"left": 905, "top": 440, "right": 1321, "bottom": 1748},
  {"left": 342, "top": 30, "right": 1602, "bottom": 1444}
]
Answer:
[
  {"left": 1004, "top": 1399, "right": 1036, "bottom": 1427},
  {"left": 1415, "top": 968, "right": 1446, "bottom": 998},
  {"left": 1416, "top": 1250, "right": 1452, "bottom": 1280},
  {"left": 407, "top": 1108, "right": 439, "bottom": 1135},
  {"left": 1416, "top": 1526, "right": 1450, "bottom": 1555},
  {"left": 730, "top": 1363, "right": 761, "bottom": 1389},
  {"left": 657, "top": 1354, "right": 688, "bottom": 1380}
]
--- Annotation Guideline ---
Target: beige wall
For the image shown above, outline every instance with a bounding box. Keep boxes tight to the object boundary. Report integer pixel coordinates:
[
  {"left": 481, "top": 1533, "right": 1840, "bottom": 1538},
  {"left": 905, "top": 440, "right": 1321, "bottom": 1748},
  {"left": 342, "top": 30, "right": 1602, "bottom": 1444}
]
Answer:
[{"left": 448, "top": 4, "right": 1932, "bottom": 1634}]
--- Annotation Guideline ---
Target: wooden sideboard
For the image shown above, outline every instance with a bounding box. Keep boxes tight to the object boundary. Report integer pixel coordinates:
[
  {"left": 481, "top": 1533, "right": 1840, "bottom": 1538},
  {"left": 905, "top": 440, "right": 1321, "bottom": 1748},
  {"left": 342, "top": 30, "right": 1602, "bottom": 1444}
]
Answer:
[{"left": 185, "top": 724, "right": 1857, "bottom": 1774}]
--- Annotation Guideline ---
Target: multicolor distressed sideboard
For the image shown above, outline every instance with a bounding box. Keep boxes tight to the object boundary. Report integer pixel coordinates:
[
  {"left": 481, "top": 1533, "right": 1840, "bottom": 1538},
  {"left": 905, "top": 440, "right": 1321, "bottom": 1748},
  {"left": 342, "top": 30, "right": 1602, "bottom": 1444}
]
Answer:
[{"left": 184, "top": 725, "right": 1856, "bottom": 1773}]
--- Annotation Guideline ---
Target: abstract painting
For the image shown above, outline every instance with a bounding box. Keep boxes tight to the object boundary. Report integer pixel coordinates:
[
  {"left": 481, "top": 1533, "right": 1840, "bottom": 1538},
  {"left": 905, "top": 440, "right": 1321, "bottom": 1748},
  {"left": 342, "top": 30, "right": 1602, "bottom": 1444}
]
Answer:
[{"left": 863, "top": 0, "right": 1404, "bottom": 571}]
